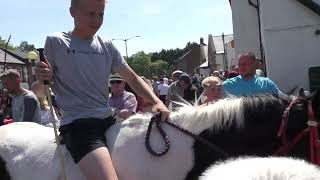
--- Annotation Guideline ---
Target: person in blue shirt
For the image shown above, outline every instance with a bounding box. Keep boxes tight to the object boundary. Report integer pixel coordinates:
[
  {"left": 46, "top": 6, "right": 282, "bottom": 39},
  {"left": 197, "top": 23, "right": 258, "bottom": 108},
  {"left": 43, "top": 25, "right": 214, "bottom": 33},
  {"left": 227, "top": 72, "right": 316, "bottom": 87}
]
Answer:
[{"left": 223, "top": 52, "right": 281, "bottom": 97}]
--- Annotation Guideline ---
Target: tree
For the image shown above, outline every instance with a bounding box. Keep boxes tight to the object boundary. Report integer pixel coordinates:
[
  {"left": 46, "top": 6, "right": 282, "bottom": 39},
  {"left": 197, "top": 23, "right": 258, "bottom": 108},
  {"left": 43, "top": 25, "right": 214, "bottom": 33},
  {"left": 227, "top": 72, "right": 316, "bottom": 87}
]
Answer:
[
  {"left": 16, "top": 41, "right": 35, "bottom": 52},
  {"left": 0, "top": 36, "right": 16, "bottom": 51},
  {"left": 150, "top": 41, "right": 199, "bottom": 68},
  {"left": 128, "top": 51, "right": 169, "bottom": 78},
  {"left": 128, "top": 41, "right": 199, "bottom": 78},
  {"left": 150, "top": 60, "right": 169, "bottom": 77},
  {"left": 128, "top": 51, "right": 153, "bottom": 78}
]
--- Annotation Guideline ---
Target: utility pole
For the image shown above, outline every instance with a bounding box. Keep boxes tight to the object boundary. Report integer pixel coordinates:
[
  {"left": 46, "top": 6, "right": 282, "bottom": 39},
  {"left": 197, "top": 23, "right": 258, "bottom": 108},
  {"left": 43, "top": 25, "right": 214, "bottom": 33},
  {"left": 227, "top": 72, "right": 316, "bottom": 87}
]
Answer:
[
  {"left": 222, "top": 33, "right": 228, "bottom": 70},
  {"left": 112, "top": 35, "right": 141, "bottom": 60}
]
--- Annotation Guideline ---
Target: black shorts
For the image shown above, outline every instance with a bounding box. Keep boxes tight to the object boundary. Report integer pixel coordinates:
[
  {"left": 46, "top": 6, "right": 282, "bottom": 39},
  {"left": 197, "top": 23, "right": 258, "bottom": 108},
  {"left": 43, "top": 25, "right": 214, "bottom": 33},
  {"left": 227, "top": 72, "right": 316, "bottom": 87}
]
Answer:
[{"left": 59, "top": 117, "right": 116, "bottom": 163}]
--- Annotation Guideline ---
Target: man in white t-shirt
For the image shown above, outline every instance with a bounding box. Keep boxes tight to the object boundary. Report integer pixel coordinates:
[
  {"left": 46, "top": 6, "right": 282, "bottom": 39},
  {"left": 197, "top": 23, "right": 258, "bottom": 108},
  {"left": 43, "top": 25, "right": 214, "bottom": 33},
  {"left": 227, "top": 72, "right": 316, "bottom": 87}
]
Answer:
[{"left": 157, "top": 78, "right": 169, "bottom": 105}]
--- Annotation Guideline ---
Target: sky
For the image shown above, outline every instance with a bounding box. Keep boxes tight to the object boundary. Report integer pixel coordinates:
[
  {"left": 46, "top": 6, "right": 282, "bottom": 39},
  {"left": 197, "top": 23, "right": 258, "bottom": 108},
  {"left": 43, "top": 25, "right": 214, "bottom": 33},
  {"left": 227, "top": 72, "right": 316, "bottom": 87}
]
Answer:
[{"left": 0, "top": 0, "right": 233, "bottom": 56}]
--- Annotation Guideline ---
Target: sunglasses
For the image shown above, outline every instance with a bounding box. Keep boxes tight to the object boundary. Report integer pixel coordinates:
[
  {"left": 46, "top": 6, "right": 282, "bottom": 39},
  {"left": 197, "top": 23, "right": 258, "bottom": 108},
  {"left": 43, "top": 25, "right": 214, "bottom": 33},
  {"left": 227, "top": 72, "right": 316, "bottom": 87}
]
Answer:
[{"left": 110, "top": 80, "right": 123, "bottom": 84}]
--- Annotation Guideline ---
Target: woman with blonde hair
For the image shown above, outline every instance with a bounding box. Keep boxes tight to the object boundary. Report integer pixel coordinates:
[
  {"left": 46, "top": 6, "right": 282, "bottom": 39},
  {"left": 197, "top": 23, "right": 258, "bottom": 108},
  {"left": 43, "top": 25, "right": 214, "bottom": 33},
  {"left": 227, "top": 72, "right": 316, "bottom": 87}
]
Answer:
[
  {"left": 31, "top": 82, "right": 59, "bottom": 127},
  {"left": 199, "top": 76, "right": 223, "bottom": 106}
]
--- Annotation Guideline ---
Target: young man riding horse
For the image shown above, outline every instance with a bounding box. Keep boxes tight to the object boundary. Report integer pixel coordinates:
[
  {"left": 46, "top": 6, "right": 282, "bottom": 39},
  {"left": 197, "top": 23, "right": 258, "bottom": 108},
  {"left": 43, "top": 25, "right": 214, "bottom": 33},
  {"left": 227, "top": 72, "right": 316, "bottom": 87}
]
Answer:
[{"left": 34, "top": 0, "right": 169, "bottom": 179}]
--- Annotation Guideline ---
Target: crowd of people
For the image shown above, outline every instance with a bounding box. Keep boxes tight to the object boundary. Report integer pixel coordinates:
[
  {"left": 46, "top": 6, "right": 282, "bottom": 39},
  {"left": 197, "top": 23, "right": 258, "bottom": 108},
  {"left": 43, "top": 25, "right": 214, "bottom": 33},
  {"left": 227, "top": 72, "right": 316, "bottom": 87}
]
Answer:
[
  {"left": 0, "top": 52, "right": 281, "bottom": 127},
  {"left": 142, "top": 52, "right": 281, "bottom": 111}
]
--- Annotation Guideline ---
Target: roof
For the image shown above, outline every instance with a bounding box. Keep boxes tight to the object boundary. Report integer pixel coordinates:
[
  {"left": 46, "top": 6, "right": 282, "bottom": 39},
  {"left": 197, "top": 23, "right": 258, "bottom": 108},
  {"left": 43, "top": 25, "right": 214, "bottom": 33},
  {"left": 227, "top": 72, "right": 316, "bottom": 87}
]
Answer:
[
  {"left": 199, "top": 61, "right": 209, "bottom": 68},
  {"left": 7, "top": 49, "right": 28, "bottom": 59},
  {"left": 0, "top": 48, "right": 26, "bottom": 64},
  {"left": 212, "top": 34, "right": 234, "bottom": 54},
  {"left": 175, "top": 45, "right": 201, "bottom": 62},
  {"left": 176, "top": 34, "right": 234, "bottom": 63}
]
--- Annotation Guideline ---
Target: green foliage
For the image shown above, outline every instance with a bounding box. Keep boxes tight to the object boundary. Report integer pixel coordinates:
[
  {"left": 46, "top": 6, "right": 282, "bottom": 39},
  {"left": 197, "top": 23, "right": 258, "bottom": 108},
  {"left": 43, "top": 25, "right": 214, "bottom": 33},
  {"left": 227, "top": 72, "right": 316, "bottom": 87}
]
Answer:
[
  {"left": 16, "top": 41, "right": 35, "bottom": 52},
  {"left": 150, "top": 41, "right": 198, "bottom": 65},
  {"left": 0, "top": 36, "right": 17, "bottom": 51},
  {"left": 150, "top": 60, "right": 169, "bottom": 76},
  {"left": 129, "top": 41, "right": 198, "bottom": 78},
  {"left": 128, "top": 51, "right": 169, "bottom": 78},
  {"left": 0, "top": 36, "right": 35, "bottom": 52}
]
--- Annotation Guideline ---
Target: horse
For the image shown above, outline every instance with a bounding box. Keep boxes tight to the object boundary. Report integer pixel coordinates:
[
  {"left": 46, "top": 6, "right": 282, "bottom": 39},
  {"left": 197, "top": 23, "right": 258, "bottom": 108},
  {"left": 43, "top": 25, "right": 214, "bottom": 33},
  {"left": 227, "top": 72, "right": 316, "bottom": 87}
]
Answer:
[
  {"left": 0, "top": 90, "right": 319, "bottom": 180},
  {"left": 200, "top": 156, "right": 320, "bottom": 180}
]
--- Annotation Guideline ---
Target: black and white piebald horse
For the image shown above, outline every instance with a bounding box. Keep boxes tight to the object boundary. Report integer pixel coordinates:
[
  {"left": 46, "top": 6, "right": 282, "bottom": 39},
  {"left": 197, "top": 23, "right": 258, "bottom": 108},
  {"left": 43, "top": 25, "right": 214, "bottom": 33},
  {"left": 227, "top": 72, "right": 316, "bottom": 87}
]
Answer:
[
  {"left": 200, "top": 156, "right": 320, "bottom": 180},
  {"left": 0, "top": 90, "right": 319, "bottom": 180}
]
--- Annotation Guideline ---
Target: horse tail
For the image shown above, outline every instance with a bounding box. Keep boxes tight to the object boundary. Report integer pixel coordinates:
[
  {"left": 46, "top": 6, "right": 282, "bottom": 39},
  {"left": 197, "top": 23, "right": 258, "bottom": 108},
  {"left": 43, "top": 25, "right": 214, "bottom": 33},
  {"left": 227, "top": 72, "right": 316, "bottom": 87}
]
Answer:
[{"left": 0, "top": 155, "right": 11, "bottom": 180}]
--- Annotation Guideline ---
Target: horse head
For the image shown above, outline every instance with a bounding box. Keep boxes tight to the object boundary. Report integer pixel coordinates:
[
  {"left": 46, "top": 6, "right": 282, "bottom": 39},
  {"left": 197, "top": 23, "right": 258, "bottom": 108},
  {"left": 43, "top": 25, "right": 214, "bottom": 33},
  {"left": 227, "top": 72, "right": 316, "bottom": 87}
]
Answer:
[{"left": 184, "top": 93, "right": 319, "bottom": 179}]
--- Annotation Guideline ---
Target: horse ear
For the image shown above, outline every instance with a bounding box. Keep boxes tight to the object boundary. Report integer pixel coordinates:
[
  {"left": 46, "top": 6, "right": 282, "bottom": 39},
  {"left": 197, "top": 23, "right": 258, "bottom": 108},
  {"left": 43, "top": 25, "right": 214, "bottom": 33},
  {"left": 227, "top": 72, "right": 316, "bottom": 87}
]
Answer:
[{"left": 299, "top": 88, "right": 305, "bottom": 97}]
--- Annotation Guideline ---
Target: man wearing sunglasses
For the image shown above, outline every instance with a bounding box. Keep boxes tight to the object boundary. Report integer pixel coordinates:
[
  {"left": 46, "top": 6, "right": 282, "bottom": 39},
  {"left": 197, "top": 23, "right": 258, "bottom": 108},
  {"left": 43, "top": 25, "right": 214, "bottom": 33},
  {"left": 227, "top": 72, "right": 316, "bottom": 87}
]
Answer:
[{"left": 109, "top": 74, "right": 137, "bottom": 120}]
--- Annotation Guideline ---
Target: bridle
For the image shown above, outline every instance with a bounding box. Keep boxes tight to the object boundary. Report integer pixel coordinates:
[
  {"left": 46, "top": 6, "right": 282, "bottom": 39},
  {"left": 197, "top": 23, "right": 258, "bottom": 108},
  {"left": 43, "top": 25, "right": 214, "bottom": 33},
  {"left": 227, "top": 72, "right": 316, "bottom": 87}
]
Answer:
[
  {"left": 275, "top": 97, "right": 320, "bottom": 165},
  {"left": 145, "top": 113, "right": 229, "bottom": 158}
]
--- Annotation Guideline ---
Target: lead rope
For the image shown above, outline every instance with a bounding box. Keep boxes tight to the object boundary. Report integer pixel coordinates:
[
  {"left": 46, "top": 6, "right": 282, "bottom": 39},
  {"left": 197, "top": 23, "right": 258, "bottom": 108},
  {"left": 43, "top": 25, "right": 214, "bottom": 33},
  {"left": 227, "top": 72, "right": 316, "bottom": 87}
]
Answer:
[
  {"left": 47, "top": 87, "right": 67, "bottom": 180},
  {"left": 145, "top": 114, "right": 229, "bottom": 158},
  {"left": 145, "top": 114, "right": 170, "bottom": 156},
  {"left": 38, "top": 48, "right": 67, "bottom": 180}
]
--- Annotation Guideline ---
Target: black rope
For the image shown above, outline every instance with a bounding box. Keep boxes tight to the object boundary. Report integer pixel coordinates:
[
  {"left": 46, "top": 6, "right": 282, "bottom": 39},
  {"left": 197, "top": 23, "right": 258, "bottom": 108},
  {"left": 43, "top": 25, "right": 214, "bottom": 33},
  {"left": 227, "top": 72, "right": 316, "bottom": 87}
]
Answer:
[
  {"left": 145, "top": 114, "right": 229, "bottom": 157},
  {"left": 145, "top": 114, "right": 170, "bottom": 156}
]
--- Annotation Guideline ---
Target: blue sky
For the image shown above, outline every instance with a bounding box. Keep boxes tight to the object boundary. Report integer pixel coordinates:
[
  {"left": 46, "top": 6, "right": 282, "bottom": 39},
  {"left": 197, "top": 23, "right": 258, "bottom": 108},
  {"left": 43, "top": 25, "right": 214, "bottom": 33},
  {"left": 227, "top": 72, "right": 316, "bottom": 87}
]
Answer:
[{"left": 0, "top": 0, "right": 233, "bottom": 56}]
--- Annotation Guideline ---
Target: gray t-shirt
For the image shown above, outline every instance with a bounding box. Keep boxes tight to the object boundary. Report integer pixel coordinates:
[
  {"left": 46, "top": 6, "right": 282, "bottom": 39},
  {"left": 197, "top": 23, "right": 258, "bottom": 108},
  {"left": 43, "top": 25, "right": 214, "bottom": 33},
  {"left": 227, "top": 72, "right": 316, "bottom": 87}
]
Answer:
[
  {"left": 12, "top": 89, "right": 41, "bottom": 123},
  {"left": 44, "top": 32, "right": 127, "bottom": 125}
]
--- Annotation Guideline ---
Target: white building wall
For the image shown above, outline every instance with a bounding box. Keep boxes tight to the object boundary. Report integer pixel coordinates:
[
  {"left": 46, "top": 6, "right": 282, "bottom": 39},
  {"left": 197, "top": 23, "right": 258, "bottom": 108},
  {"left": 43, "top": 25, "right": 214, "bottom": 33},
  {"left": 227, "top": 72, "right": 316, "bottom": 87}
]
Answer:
[
  {"left": 260, "top": 0, "right": 320, "bottom": 92},
  {"left": 215, "top": 54, "right": 224, "bottom": 71},
  {"left": 225, "top": 43, "right": 236, "bottom": 71},
  {"left": 199, "top": 68, "right": 211, "bottom": 77},
  {"left": 231, "top": 0, "right": 261, "bottom": 61}
]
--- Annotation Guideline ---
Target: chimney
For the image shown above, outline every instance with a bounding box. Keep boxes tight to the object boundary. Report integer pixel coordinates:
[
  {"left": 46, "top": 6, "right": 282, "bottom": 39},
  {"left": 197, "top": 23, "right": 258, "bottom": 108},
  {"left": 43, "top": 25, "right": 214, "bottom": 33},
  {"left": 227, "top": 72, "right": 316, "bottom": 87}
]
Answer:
[{"left": 200, "top": 37, "right": 204, "bottom": 45}]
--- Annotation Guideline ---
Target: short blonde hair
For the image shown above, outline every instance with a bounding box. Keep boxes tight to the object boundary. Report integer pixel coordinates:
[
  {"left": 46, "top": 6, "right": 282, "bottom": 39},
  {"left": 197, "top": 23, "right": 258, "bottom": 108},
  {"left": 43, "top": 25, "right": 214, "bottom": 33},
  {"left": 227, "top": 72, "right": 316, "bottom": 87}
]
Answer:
[
  {"left": 202, "top": 76, "right": 222, "bottom": 88},
  {"left": 71, "top": 0, "right": 106, "bottom": 9},
  {"left": 238, "top": 52, "right": 257, "bottom": 61}
]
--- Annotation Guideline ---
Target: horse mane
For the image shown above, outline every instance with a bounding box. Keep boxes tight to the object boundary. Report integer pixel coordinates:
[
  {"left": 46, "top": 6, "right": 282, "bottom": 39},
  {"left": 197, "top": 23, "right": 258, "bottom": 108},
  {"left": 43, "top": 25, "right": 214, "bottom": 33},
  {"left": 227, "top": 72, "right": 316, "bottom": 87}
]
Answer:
[
  {"left": 167, "top": 94, "right": 292, "bottom": 135},
  {"left": 168, "top": 97, "right": 243, "bottom": 134}
]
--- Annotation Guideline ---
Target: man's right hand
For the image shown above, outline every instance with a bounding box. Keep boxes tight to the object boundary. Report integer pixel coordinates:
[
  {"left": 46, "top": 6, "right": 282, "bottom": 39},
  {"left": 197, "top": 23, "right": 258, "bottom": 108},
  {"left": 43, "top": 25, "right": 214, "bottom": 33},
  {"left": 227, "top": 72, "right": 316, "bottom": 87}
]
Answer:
[{"left": 35, "top": 61, "right": 53, "bottom": 82}]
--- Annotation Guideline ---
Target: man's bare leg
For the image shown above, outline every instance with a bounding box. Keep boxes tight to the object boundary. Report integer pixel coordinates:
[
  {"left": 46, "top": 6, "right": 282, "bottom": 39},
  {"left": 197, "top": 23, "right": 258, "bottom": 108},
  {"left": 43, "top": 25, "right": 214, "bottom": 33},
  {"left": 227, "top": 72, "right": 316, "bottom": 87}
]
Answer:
[{"left": 78, "top": 147, "right": 118, "bottom": 180}]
